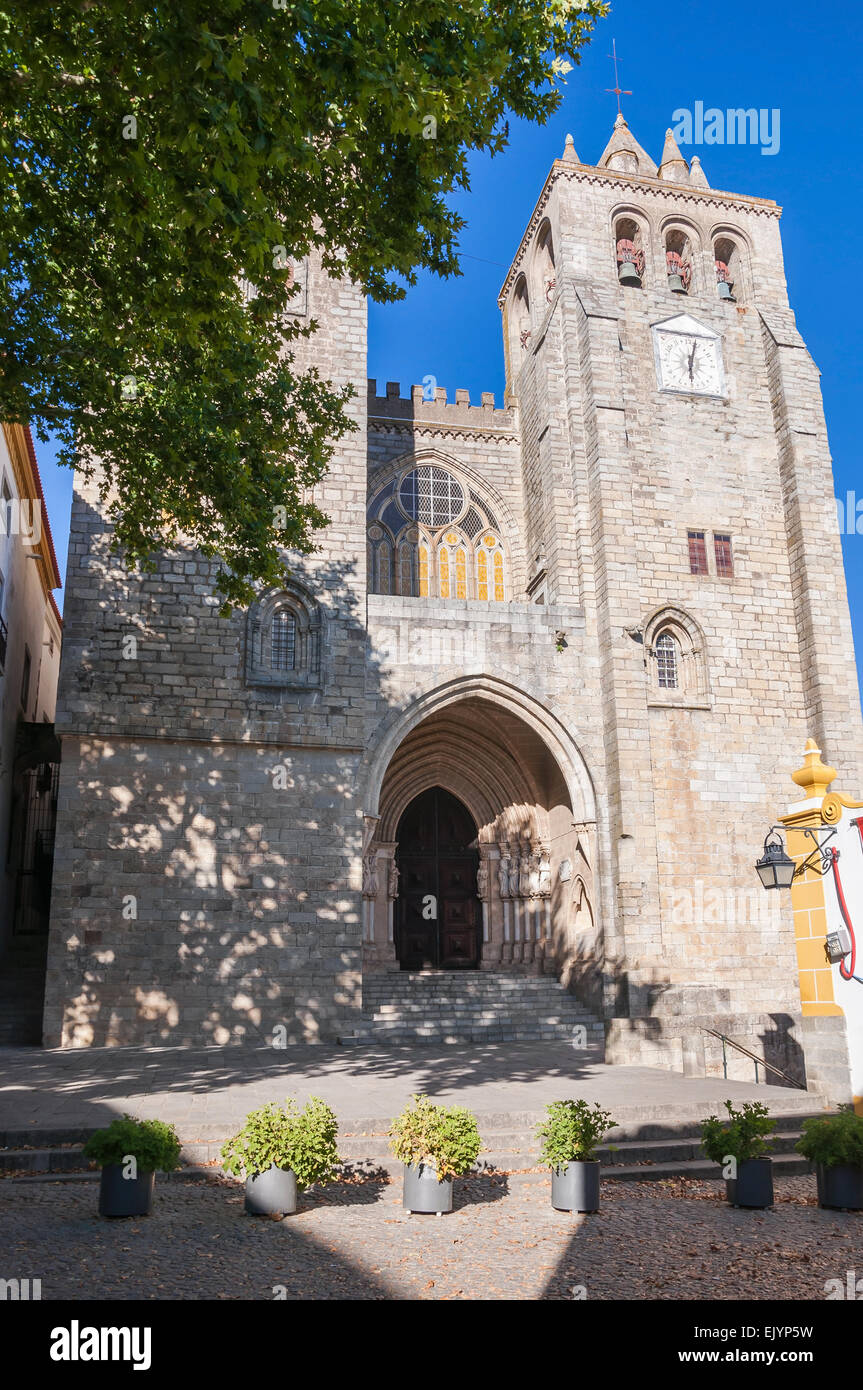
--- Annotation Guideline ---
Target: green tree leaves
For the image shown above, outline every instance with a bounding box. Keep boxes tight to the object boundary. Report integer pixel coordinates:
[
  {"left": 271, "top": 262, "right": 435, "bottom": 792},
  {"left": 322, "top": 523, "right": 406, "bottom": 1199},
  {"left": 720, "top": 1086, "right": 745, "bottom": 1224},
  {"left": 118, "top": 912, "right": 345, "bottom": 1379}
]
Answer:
[{"left": 0, "top": 1, "right": 606, "bottom": 605}]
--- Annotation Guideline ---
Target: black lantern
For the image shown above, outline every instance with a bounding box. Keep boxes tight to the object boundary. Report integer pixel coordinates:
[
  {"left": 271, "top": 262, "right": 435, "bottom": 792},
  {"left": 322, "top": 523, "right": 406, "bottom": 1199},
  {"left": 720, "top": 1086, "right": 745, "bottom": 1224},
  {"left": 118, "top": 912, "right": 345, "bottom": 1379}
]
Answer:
[{"left": 755, "top": 830, "right": 796, "bottom": 890}]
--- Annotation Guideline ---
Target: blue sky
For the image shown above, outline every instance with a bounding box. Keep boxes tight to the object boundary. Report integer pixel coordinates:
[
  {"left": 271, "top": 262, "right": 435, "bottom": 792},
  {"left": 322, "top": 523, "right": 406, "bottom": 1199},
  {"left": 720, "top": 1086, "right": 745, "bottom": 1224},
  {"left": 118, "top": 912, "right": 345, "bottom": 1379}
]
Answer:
[{"left": 34, "top": 0, "right": 863, "bottom": 695}]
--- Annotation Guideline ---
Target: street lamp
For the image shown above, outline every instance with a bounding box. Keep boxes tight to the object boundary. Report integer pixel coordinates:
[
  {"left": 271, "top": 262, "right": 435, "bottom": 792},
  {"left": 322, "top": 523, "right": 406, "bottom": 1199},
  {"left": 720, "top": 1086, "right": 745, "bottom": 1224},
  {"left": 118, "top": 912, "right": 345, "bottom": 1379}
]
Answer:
[
  {"left": 754, "top": 829, "right": 797, "bottom": 890},
  {"left": 754, "top": 824, "right": 838, "bottom": 890}
]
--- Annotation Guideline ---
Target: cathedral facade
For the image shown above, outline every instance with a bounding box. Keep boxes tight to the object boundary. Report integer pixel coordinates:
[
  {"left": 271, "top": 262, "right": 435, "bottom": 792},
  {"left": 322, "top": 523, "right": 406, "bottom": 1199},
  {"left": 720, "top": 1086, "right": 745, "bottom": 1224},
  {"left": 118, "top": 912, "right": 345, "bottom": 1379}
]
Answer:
[{"left": 44, "top": 117, "right": 863, "bottom": 1100}]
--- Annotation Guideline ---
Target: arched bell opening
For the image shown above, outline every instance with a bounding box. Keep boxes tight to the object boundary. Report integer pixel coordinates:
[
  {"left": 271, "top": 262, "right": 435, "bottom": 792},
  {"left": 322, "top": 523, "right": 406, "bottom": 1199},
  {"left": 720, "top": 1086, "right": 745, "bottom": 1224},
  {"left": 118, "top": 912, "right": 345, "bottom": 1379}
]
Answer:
[
  {"left": 713, "top": 235, "right": 743, "bottom": 302},
  {"left": 614, "top": 216, "right": 646, "bottom": 289},
  {"left": 664, "top": 228, "right": 694, "bottom": 295}
]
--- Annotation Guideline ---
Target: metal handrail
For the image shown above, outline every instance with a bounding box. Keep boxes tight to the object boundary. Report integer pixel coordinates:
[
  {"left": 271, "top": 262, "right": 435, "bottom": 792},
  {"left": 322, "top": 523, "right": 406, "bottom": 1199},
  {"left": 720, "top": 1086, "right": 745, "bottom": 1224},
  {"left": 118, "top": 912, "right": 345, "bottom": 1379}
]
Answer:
[{"left": 702, "top": 1027, "right": 807, "bottom": 1091}]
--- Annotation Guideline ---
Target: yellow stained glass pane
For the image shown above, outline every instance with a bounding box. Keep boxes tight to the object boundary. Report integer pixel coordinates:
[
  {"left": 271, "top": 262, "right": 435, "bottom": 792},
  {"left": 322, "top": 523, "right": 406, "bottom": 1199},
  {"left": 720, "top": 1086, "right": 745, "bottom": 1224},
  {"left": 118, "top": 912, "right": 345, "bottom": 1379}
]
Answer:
[
  {"left": 446, "top": 531, "right": 458, "bottom": 544},
  {"left": 455, "top": 548, "right": 467, "bottom": 599},
  {"left": 419, "top": 543, "right": 430, "bottom": 597},
  {"left": 439, "top": 546, "right": 450, "bottom": 597},
  {"left": 484, "top": 534, "right": 496, "bottom": 547},
  {"left": 493, "top": 551, "right": 504, "bottom": 601},
  {"left": 477, "top": 549, "right": 488, "bottom": 601}
]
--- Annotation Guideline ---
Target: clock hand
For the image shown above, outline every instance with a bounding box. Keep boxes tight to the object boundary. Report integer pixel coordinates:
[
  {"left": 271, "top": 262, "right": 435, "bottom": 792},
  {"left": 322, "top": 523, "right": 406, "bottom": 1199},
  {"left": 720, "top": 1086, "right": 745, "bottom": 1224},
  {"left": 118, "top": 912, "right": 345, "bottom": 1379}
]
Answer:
[{"left": 688, "top": 341, "right": 696, "bottom": 380}]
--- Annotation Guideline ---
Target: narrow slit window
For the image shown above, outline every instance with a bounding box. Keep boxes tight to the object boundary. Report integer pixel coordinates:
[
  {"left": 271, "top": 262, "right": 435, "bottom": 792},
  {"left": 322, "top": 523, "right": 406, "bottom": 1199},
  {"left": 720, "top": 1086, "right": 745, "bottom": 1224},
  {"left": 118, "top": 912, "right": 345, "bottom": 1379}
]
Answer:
[
  {"left": 714, "top": 533, "right": 734, "bottom": 578},
  {"left": 688, "top": 530, "right": 708, "bottom": 575},
  {"left": 655, "top": 632, "right": 679, "bottom": 689}
]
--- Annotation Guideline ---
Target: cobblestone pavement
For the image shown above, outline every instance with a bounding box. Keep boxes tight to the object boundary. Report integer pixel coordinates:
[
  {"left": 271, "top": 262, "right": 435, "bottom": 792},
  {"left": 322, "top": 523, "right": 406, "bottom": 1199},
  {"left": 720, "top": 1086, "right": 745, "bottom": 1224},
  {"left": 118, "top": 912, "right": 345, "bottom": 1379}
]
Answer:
[{"left": 1, "top": 1172, "right": 860, "bottom": 1301}]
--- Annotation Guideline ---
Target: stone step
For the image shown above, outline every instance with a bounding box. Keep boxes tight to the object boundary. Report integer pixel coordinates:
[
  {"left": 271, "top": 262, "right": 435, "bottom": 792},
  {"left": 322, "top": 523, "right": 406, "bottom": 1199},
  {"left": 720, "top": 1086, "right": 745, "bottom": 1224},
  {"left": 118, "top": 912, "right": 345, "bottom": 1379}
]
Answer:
[
  {"left": 0, "top": 1103, "right": 825, "bottom": 1157},
  {"left": 340, "top": 1036, "right": 602, "bottom": 1046},
  {"left": 362, "top": 1008, "right": 602, "bottom": 1021},
  {"left": 350, "top": 970, "right": 603, "bottom": 1046},
  {"left": 361, "top": 980, "right": 577, "bottom": 994},
  {"left": 0, "top": 1125, "right": 823, "bottom": 1184}
]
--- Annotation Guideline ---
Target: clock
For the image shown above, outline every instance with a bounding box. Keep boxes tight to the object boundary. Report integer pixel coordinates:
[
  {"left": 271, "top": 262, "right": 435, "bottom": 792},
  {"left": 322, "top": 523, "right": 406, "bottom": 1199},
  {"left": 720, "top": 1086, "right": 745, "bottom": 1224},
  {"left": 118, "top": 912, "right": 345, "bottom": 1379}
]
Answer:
[{"left": 653, "top": 314, "right": 725, "bottom": 397}]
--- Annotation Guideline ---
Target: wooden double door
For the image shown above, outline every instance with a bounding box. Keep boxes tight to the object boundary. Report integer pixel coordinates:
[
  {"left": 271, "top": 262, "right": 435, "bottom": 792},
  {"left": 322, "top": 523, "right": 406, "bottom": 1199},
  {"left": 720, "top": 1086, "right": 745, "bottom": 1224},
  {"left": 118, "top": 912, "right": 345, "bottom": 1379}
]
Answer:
[{"left": 395, "top": 787, "right": 480, "bottom": 970}]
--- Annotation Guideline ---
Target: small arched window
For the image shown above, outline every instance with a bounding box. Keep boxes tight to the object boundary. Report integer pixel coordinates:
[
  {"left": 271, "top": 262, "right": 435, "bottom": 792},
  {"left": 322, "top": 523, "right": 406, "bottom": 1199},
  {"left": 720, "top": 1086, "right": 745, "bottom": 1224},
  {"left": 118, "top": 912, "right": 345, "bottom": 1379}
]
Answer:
[
  {"left": 655, "top": 631, "right": 679, "bottom": 688},
  {"left": 246, "top": 583, "right": 322, "bottom": 689},
  {"left": 645, "top": 607, "right": 710, "bottom": 707}
]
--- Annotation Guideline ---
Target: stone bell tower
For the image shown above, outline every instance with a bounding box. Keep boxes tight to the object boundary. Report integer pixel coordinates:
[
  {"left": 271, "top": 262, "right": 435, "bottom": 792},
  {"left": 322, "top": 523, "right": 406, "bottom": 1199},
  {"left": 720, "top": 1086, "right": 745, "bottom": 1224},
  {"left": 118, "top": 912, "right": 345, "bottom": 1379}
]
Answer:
[{"left": 499, "top": 117, "right": 863, "bottom": 1092}]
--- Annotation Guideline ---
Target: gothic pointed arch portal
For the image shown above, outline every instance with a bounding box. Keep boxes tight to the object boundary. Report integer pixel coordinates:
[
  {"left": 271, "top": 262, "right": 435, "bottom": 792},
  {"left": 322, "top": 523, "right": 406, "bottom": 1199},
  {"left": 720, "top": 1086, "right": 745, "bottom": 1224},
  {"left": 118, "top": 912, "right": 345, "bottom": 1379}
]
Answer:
[
  {"left": 360, "top": 684, "right": 598, "bottom": 979},
  {"left": 395, "top": 787, "right": 480, "bottom": 970}
]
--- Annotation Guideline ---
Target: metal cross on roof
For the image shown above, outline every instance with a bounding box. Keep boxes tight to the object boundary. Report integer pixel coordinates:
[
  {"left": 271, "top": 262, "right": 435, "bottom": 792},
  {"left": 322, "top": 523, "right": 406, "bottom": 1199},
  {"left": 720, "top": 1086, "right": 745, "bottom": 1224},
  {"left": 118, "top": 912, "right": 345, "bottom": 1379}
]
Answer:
[{"left": 605, "top": 38, "right": 632, "bottom": 116}]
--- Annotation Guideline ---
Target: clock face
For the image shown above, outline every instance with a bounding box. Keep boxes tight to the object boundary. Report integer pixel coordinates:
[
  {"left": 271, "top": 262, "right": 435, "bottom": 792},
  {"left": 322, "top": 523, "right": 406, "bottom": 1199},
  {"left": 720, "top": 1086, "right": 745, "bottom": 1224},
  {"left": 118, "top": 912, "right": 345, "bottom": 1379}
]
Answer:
[
  {"left": 657, "top": 331, "right": 722, "bottom": 394},
  {"left": 652, "top": 316, "right": 725, "bottom": 397}
]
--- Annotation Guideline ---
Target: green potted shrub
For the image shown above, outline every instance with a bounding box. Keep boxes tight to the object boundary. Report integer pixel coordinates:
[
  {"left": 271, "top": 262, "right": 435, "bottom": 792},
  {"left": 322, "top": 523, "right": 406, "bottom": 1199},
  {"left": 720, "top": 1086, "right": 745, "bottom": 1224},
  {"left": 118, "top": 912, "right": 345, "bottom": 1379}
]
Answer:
[
  {"left": 796, "top": 1107, "right": 863, "bottom": 1210},
  {"left": 389, "top": 1094, "right": 482, "bottom": 1214},
  {"left": 221, "top": 1097, "right": 340, "bottom": 1216},
  {"left": 536, "top": 1099, "right": 617, "bottom": 1213},
  {"left": 83, "top": 1114, "right": 181, "bottom": 1218},
  {"left": 700, "top": 1100, "right": 775, "bottom": 1208}
]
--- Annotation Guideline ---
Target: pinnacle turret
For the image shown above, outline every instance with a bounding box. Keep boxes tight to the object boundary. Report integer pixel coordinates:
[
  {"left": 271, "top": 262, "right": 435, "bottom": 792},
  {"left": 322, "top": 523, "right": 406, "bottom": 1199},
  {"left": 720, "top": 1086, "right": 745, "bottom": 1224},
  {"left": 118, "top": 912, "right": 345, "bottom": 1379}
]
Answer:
[
  {"left": 597, "top": 114, "right": 658, "bottom": 178},
  {"left": 657, "top": 127, "right": 689, "bottom": 183}
]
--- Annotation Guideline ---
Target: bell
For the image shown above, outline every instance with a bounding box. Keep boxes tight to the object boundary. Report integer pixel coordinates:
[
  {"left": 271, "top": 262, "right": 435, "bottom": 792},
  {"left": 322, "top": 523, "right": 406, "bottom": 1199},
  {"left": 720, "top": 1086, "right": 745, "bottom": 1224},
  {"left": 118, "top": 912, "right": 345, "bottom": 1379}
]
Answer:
[
  {"left": 667, "top": 272, "right": 686, "bottom": 294},
  {"left": 618, "top": 259, "right": 641, "bottom": 288},
  {"left": 717, "top": 278, "right": 735, "bottom": 300}
]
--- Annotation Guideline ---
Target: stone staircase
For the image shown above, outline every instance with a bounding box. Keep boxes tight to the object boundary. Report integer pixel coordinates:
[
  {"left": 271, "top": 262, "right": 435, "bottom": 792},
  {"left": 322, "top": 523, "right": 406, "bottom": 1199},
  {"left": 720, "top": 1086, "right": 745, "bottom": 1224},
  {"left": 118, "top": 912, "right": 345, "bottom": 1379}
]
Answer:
[
  {"left": 0, "top": 936, "right": 47, "bottom": 1046},
  {"left": 338, "top": 970, "right": 606, "bottom": 1049},
  {"left": 0, "top": 1105, "right": 824, "bottom": 1183}
]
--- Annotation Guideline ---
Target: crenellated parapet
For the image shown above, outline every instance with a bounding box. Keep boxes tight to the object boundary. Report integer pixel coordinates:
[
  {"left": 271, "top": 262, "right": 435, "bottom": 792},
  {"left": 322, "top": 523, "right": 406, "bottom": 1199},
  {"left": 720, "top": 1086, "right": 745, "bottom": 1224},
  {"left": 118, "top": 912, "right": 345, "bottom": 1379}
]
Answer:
[{"left": 367, "top": 380, "right": 517, "bottom": 438}]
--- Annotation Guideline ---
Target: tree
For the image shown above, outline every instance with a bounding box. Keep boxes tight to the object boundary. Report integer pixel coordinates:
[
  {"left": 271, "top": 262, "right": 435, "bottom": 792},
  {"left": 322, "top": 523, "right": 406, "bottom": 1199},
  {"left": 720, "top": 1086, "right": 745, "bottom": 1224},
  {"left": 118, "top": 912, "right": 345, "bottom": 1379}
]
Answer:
[{"left": 0, "top": 1, "right": 606, "bottom": 608}]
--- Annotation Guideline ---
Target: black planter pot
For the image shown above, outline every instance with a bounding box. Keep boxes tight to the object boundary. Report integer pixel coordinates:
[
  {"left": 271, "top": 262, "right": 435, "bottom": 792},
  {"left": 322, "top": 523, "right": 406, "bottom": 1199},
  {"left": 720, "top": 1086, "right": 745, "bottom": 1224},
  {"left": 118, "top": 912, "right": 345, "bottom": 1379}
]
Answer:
[
  {"left": 403, "top": 1162, "right": 453, "bottom": 1214},
  {"left": 551, "top": 1160, "right": 601, "bottom": 1213},
  {"left": 98, "top": 1164, "right": 155, "bottom": 1218},
  {"left": 816, "top": 1163, "right": 863, "bottom": 1210},
  {"left": 726, "top": 1157, "right": 774, "bottom": 1209},
  {"left": 245, "top": 1165, "right": 297, "bottom": 1216}
]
